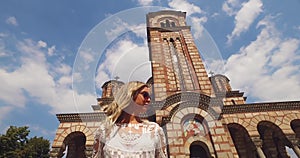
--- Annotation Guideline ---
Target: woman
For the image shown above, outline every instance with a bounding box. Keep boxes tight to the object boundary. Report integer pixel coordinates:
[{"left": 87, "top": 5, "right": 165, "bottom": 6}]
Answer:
[{"left": 92, "top": 81, "right": 168, "bottom": 158}]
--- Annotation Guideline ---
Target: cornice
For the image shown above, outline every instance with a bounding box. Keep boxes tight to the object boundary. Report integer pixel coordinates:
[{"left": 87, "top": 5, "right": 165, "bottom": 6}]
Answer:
[
  {"left": 223, "top": 101, "right": 300, "bottom": 114},
  {"left": 147, "top": 26, "right": 191, "bottom": 32},
  {"left": 56, "top": 112, "right": 106, "bottom": 123}
]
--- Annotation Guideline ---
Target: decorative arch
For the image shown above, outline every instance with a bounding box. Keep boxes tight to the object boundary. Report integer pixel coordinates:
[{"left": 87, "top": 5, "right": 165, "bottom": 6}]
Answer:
[
  {"left": 55, "top": 125, "right": 94, "bottom": 147},
  {"left": 247, "top": 115, "right": 279, "bottom": 135},
  {"left": 224, "top": 114, "right": 285, "bottom": 137},
  {"left": 283, "top": 112, "right": 300, "bottom": 135},
  {"left": 170, "top": 105, "right": 216, "bottom": 132},
  {"left": 162, "top": 92, "right": 211, "bottom": 109},
  {"left": 250, "top": 115, "right": 277, "bottom": 127},
  {"left": 283, "top": 112, "right": 300, "bottom": 122},
  {"left": 181, "top": 114, "right": 209, "bottom": 137},
  {"left": 159, "top": 92, "right": 217, "bottom": 157},
  {"left": 168, "top": 106, "right": 215, "bottom": 157},
  {"left": 184, "top": 135, "right": 215, "bottom": 157},
  {"left": 160, "top": 92, "right": 217, "bottom": 125}
]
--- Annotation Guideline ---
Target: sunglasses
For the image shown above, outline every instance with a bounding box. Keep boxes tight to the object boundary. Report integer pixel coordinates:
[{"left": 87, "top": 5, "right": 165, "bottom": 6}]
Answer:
[{"left": 139, "top": 91, "right": 151, "bottom": 99}]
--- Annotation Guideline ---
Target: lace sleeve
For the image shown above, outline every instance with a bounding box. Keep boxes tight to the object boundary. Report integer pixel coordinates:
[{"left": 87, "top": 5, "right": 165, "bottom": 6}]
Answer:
[
  {"left": 92, "top": 125, "right": 105, "bottom": 158},
  {"left": 155, "top": 125, "right": 168, "bottom": 158}
]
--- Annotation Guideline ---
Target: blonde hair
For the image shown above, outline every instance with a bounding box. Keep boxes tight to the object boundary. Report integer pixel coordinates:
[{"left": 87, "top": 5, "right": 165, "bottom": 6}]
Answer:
[{"left": 101, "top": 81, "right": 148, "bottom": 136}]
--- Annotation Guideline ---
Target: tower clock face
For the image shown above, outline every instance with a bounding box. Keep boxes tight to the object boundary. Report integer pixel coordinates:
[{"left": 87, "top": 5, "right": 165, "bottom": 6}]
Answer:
[{"left": 183, "top": 119, "right": 206, "bottom": 137}]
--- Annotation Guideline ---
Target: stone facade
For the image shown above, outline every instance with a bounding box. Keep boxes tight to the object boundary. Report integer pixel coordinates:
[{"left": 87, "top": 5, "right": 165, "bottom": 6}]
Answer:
[{"left": 50, "top": 10, "right": 300, "bottom": 158}]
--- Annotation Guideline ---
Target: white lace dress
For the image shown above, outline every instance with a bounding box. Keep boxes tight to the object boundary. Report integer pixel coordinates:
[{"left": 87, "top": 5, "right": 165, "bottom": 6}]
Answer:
[{"left": 92, "top": 121, "right": 168, "bottom": 158}]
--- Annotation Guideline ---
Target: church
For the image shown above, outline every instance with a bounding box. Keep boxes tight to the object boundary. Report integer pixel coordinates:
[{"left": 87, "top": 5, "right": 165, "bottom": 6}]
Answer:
[{"left": 50, "top": 10, "right": 300, "bottom": 158}]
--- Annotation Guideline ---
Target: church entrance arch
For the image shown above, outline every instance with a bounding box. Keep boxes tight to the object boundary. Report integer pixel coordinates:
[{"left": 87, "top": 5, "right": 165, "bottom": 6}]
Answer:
[
  {"left": 190, "top": 141, "right": 211, "bottom": 158},
  {"left": 58, "top": 132, "right": 87, "bottom": 158}
]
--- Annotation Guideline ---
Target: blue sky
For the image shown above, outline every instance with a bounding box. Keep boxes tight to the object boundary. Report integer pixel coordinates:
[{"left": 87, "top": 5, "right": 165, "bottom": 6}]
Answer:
[{"left": 0, "top": 0, "right": 299, "bottom": 151}]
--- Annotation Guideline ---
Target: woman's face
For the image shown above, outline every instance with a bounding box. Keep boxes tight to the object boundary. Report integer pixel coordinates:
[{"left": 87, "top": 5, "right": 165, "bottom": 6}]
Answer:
[
  {"left": 128, "top": 86, "right": 151, "bottom": 114},
  {"left": 134, "top": 86, "right": 151, "bottom": 106}
]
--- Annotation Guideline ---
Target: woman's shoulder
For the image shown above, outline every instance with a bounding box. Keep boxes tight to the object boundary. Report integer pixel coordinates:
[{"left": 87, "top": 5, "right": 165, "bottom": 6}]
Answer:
[
  {"left": 143, "top": 121, "right": 163, "bottom": 131},
  {"left": 143, "top": 120, "right": 158, "bottom": 126}
]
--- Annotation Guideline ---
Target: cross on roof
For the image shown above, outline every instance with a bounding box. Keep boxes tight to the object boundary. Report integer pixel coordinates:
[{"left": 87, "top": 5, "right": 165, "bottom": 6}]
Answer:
[{"left": 114, "top": 76, "right": 120, "bottom": 81}]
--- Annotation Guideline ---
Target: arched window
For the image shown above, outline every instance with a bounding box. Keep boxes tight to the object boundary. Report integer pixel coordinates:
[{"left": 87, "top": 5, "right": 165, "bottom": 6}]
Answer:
[
  {"left": 166, "top": 19, "right": 170, "bottom": 27},
  {"left": 171, "top": 22, "right": 176, "bottom": 27},
  {"left": 159, "top": 18, "right": 178, "bottom": 28}
]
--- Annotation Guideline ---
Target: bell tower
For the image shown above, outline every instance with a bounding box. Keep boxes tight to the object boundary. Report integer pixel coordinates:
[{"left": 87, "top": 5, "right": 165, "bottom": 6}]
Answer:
[{"left": 147, "top": 10, "right": 212, "bottom": 101}]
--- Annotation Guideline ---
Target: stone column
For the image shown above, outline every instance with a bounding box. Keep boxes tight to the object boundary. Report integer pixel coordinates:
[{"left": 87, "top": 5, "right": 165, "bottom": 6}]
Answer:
[
  {"left": 251, "top": 137, "right": 266, "bottom": 158},
  {"left": 287, "top": 135, "right": 300, "bottom": 157},
  {"left": 50, "top": 147, "right": 61, "bottom": 158},
  {"left": 85, "top": 146, "right": 94, "bottom": 158},
  {"left": 292, "top": 146, "right": 300, "bottom": 157}
]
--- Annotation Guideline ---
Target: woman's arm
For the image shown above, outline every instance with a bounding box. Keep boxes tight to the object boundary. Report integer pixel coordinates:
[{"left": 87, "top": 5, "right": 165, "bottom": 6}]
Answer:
[{"left": 155, "top": 125, "right": 168, "bottom": 158}]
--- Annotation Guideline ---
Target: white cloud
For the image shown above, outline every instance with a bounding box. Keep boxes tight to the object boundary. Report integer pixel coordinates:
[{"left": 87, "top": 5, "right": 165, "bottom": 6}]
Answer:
[
  {"left": 38, "top": 40, "right": 47, "bottom": 48},
  {"left": 0, "top": 41, "right": 8, "bottom": 57},
  {"left": 222, "top": 0, "right": 241, "bottom": 16},
  {"left": 6, "top": 16, "right": 18, "bottom": 26},
  {"left": 54, "top": 63, "right": 72, "bottom": 75},
  {"left": 76, "top": 48, "right": 98, "bottom": 71},
  {"left": 190, "top": 16, "right": 208, "bottom": 40},
  {"left": 48, "top": 45, "right": 56, "bottom": 56},
  {"left": 204, "top": 59, "right": 226, "bottom": 76},
  {"left": 253, "top": 66, "right": 300, "bottom": 101},
  {"left": 136, "top": 0, "right": 153, "bottom": 6},
  {"left": 80, "top": 49, "right": 95, "bottom": 63},
  {"left": 0, "top": 38, "right": 97, "bottom": 124},
  {"left": 95, "top": 39, "right": 151, "bottom": 88},
  {"left": 72, "top": 92, "right": 97, "bottom": 112},
  {"left": 57, "top": 76, "right": 72, "bottom": 87},
  {"left": 95, "top": 18, "right": 152, "bottom": 89},
  {"left": 0, "top": 106, "right": 13, "bottom": 125},
  {"left": 0, "top": 33, "right": 8, "bottom": 38},
  {"left": 269, "top": 39, "right": 300, "bottom": 67},
  {"left": 0, "top": 69, "right": 28, "bottom": 106},
  {"left": 27, "top": 124, "right": 56, "bottom": 136},
  {"left": 17, "top": 39, "right": 48, "bottom": 63},
  {"left": 168, "top": 0, "right": 202, "bottom": 15},
  {"left": 105, "top": 18, "right": 146, "bottom": 41},
  {"left": 227, "top": 0, "right": 263, "bottom": 44},
  {"left": 72, "top": 72, "right": 83, "bottom": 83},
  {"left": 224, "top": 16, "right": 300, "bottom": 102},
  {"left": 0, "top": 52, "right": 6, "bottom": 57}
]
